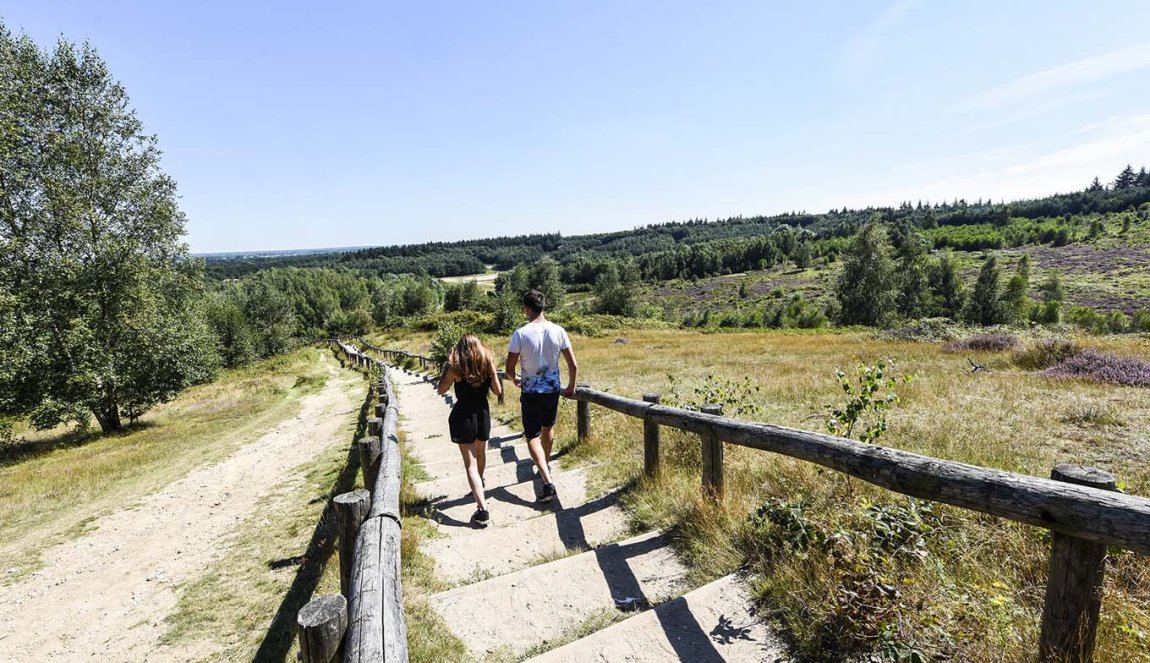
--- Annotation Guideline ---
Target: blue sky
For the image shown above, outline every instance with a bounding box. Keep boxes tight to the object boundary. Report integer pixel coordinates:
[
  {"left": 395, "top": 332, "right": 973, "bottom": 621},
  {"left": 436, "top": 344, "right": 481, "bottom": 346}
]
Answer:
[{"left": 6, "top": 1, "right": 1150, "bottom": 253}]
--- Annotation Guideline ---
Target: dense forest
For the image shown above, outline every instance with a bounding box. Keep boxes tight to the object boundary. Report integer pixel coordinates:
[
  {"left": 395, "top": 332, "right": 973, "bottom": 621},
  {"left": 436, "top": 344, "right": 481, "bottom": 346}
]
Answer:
[{"left": 206, "top": 170, "right": 1150, "bottom": 285}]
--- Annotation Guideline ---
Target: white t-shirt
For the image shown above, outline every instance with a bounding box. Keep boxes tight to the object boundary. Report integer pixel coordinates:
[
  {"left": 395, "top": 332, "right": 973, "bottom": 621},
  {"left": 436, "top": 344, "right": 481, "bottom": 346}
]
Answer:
[{"left": 508, "top": 319, "right": 571, "bottom": 394}]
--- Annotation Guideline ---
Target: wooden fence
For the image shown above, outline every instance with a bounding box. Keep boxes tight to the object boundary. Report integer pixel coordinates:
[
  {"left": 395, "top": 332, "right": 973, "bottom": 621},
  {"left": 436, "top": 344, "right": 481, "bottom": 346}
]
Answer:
[
  {"left": 571, "top": 385, "right": 1150, "bottom": 663},
  {"left": 354, "top": 337, "right": 507, "bottom": 404},
  {"left": 315, "top": 340, "right": 1150, "bottom": 661},
  {"left": 295, "top": 341, "right": 409, "bottom": 663}
]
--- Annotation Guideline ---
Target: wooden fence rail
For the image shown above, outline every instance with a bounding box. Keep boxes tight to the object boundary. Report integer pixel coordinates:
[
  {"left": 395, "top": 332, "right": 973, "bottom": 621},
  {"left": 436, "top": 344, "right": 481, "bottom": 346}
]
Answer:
[
  {"left": 572, "top": 384, "right": 1150, "bottom": 663},
  {"left": 296, "top": 341, "right": 409, "bottom": 663}
]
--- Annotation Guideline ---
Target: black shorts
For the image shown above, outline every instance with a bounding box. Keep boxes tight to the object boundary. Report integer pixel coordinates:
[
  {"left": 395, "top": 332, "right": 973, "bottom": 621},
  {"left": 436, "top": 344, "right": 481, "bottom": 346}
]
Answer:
[
  {"left": 521, "top": 392, "right": 561, "bottom": 440},
  {"left": 449, "top": 406, "right": 490, "bottom": 444}
]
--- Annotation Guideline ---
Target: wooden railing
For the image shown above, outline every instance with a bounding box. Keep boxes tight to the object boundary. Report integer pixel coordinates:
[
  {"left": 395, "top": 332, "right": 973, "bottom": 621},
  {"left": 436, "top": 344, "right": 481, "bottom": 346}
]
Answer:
[
  {"left": 355, "top": 337, "right": 508, "bottom": 404},
  {"left": 296, "top": 341, "right": 408, "bottom": 663},
  {"left": 572, "top": 385, "right": 1150, "bottom": 663}
]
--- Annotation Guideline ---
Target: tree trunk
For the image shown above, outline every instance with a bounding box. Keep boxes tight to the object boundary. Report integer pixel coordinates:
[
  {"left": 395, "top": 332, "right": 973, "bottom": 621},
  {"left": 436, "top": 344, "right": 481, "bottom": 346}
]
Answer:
[{"left": 93, "top": 400, "right": 122, "bottom": 433}]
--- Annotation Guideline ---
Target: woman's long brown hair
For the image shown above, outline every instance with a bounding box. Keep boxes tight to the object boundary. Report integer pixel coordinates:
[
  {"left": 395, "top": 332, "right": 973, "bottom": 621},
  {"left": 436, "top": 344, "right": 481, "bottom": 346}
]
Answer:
[{"left": 449, "top": 334, "right": 494, "bottom": 386}]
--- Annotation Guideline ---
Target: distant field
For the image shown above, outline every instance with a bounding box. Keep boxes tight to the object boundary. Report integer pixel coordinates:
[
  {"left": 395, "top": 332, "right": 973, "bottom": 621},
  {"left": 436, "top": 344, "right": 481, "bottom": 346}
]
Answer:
[
  {"left": 647, "top": 229, "right": 1150, "bottom": 322},
  {"left": 372, "top": 327, "right": 1150, "bottom": 662}
]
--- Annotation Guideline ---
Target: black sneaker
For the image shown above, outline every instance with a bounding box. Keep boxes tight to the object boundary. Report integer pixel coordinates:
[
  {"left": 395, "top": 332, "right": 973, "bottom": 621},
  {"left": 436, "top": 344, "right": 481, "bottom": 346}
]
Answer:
[
  {"left": 472, "top": 508, "right": 490, "bottom": 527},
  {"left": 537, "top": 483, "right": 556, "bottom": 503}
]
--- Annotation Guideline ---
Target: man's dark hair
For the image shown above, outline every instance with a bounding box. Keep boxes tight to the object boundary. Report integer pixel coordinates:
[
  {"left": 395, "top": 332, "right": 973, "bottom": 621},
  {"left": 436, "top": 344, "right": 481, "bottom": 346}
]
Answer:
[{"left": 522, "top": 289, "right": 546, "bottom": 316}]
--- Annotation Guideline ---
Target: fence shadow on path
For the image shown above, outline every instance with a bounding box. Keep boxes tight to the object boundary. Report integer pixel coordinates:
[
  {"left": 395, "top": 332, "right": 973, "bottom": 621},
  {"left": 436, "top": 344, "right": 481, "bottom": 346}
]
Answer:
[{"left": 251, "top": 383, "right": 371, "bottom": 662}]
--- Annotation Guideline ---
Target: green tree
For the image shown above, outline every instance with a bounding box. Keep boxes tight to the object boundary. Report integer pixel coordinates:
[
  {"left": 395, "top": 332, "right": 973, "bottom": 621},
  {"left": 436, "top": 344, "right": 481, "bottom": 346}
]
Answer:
[
  {"left": 965, "top": 256, "right": 1007, "bottom": 325},
  {"left": 835, "top": 222, "right": 896, "bottom": 326},
  {"left": 0, "top": 28, "right": 218, "bottom": 432},
  {"left": 595, "top": 260, "right": 640, "bottom": 316},
  {"left": 529, "top": 255, "right": 565, "bottom": 311},
  {"left": 794, "top": 241, "right": 813, "bottom": 269},
  {"left": 1001, "top": 255, "right": 1030, "bottom": 323},
  {"left": 1039, "top": 270, "right": 1064, "bottom": 303},
  {"left": 927, "top": 253, "right": 966, "bottom": 319},
  {"left": 894, "top": 227, "right": 931, "bottom": 319}
]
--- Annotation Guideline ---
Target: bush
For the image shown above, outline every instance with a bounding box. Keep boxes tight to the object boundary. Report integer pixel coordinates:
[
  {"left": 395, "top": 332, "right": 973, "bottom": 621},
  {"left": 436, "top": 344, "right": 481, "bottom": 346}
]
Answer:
[
  {"left": 880, "top": 318, "right": 962, "bottom": 343},
  {"left": 412, "top": 309, "right": 495, "bottom": 333},
  {"left": 1011, "top": 339, "right": 1083, "bottom": 370},
  {"left": 942, "top": 333, "right": 1022, "bottom": 353},
  {"left": 1043, "top": 350, "right": 1150, "bottom": 387}
]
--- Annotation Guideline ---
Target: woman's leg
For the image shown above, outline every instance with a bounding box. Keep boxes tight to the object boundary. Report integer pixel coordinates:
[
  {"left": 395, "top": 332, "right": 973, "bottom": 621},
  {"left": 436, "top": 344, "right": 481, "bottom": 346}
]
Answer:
[
  {"left": 475, "top": 438, "right": 487, "bottom": 482},
  {"left": 457, "top": 442, "right": 487, "bottom": 511}
]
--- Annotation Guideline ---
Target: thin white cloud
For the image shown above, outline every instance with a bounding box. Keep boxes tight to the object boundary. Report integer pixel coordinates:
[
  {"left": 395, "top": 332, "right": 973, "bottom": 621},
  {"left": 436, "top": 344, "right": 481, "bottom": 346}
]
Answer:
[
  {"left": 775, "top": 113, "right": 1150, "bottom": 213},
  {"left": 965, "top": 42, "right": 1150, "bottom": 110},
  {"left": 839, "top": 0, "right": 916, "bottom": 84}
]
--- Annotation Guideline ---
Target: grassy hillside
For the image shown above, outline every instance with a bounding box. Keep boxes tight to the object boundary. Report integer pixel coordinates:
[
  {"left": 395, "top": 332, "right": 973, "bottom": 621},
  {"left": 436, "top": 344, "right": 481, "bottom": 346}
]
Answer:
[
  {"left": 372, "top": 327, "right": 1150, "bottom": 662},
  {"left": 0, "top": 348, "right": 331, "bottom": 582}
]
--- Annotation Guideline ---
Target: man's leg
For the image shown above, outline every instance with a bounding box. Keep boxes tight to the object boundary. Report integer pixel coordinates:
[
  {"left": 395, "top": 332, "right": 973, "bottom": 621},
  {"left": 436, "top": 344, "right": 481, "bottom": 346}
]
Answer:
[
  {"left": 540, "top": 426, "right": 554, "bottom": 460},
  {"left": 527, "top": 434, "right": 553, "bottom": 485}
]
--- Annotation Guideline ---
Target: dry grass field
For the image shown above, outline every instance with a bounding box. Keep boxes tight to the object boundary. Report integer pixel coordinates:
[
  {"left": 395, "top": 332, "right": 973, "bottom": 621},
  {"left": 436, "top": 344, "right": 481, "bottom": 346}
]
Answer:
[{"left": 374, "top": 327, "right": 1150, "bottom": 662}]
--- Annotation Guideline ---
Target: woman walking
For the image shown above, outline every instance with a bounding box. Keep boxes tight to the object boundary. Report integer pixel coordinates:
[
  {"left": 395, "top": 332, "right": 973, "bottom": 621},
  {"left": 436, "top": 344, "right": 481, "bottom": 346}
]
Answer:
[{"left": 437, "top": 334, "right": 503, "bottom": 526}]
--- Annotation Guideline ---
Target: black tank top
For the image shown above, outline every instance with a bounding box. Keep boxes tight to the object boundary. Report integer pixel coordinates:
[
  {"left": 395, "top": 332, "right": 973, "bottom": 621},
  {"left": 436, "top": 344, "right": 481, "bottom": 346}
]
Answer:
[{"left": 453, "top": 378, "right": 490, "bottom": 411}]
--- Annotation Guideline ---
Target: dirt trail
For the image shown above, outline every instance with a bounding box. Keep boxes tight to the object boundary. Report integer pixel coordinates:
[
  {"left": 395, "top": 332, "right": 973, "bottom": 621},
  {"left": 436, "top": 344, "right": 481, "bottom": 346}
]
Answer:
[{"left": 0, "top": 353, "right": 361, "bottom": 662}]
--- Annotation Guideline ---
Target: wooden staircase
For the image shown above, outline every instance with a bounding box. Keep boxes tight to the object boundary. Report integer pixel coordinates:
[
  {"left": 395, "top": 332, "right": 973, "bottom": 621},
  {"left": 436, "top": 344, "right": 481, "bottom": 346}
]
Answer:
[{"left": 392, "top": 369, "right": 787, "bottom": 662}]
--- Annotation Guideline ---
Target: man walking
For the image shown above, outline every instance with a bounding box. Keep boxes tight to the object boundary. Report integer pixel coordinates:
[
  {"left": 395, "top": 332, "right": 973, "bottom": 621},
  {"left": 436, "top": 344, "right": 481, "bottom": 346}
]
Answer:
[{"left": 505, "top": 289, "right": 578, "bottom": 502}]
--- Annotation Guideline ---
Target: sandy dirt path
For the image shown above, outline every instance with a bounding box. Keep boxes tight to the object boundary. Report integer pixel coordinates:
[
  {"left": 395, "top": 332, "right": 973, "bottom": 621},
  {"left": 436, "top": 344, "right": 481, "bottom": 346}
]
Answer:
[{"left": 0, "top": 354, "right": 361, "bottom": 662}]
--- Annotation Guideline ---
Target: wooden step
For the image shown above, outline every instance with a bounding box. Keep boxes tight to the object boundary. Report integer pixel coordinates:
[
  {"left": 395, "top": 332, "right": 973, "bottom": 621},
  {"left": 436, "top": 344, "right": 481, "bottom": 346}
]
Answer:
[
  {"left": 525, "top": 573, "right": 789, "bottom": 663},
  {"left": 431, "top": 530, "right": 687, "bottom": 659}
]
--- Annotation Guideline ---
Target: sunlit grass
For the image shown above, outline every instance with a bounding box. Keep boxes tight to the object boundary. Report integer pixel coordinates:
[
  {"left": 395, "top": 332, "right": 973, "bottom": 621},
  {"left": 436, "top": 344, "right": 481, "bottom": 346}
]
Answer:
[
  {"left": 0, "top": 348, "right": 332, "bottom": 582},
  {"left": 373, "top": 327, "right": 1150, "bottom": 662}
]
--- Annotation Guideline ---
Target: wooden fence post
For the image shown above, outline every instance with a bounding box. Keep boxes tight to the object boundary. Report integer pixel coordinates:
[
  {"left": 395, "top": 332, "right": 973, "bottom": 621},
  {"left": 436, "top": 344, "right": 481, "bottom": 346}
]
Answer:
[
  {"left": 576, "top": 384, "right": 591, "bottom": 442},
  {"left": 297, "top": 594, "right": 348, "bottom": 663},
  {"left": 375, "top": 403, "right": 385, "bottom": 419},
  {"left": 700, "top": 404, "right": 724, "bottom": 499},
  {"left": 333, "top": 490, "right": 371, "bottom": 599},
  {"left": 1039, "top": 464, "right": 1117, "bottom": 663},
  {"left": 357, "top": 436, "right": 382, "bottom": 499},
  {"left": 643, "top": 393, "right": 661, "bottom": 479},
  {"left": 367, "top": 417, "right": 382, "bottom": 439}
]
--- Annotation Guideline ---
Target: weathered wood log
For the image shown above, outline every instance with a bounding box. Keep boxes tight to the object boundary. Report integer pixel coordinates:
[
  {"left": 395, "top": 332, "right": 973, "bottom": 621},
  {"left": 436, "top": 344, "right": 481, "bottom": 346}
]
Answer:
[
  {"left": 334, "top": 490, "right": 371, "bottom": 600},
  {"left": 577, "top": 387, "right": 655, "bottom": 419},
  {"left": 1039, "top": 465, "right": 1118, "bottom": 663},
  {"left": 357, "top": 436, "right": 381, "bottom": 501},
  {"left": 573, "top": 387, "right": 1150, "bottom": 554},
  {"left": 700, "top": 404, "right": 724, "bottom": 498},
  {"left": 367, "top": 417, "right": 383, "bottom": 439},
  {"left": 375, "top": 403, "right": 385, "bottom": 419},
  {"left": 297, "top": 594, "right": 348, "bottom": 663},
  {"left": 368, "top": 407, "right": 402, "bottom": 521},
  {"left": 642, "top": 393, "right": 661, "bottom": 479},
  {"left": 344, "top": 516, "right": 407, "bottom": 663},
  {"left": 576, "top": 383, "right": 592, "bottom": 442}
]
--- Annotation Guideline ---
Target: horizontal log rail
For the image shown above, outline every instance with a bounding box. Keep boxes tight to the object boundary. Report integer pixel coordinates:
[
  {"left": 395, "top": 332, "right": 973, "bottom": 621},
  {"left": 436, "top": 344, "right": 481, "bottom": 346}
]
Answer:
[
  {"left": 297, "top": 341, "right": 409, "bottom": 663},
  {"left": 572, "top": 384, "right": 1150, "bottom": 663},
  {"left": 575, "top": 387, "right": 1150, "bottom": 553}
]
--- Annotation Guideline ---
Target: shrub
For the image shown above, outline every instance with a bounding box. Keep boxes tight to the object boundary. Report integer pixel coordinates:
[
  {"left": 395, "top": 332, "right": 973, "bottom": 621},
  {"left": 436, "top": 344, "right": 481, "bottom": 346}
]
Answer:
[
  {"left": 880, "top": 318, "right": 962, "bottom": 343},
  {"left": 942, "top": 333, "right": 1021, "bottom": 353},
  {"left": 1011, "top": 339, "right": 1083, "bottom": 370},
  {"left": 1043, "top": 350, "right": 1150, "bottom": 387}
]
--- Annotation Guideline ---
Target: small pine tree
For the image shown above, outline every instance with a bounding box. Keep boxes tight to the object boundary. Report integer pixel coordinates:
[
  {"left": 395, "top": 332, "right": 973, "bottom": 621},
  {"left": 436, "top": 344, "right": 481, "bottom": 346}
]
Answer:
[
  {"left": 927, "top": 253, "right": 966, "bottom": 320},
  {"left": 1114, "top": 164, "right": 1138, "bottom": 190},
  {"left": 1001, "top": 255, "right": 1031, "bottom": 323},
  {"left": 1039, "top": 271, "right": 1065, "bottom": 303},
  {"left": 965, "top": 256, "right": 1007, "bottom": 326}
]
